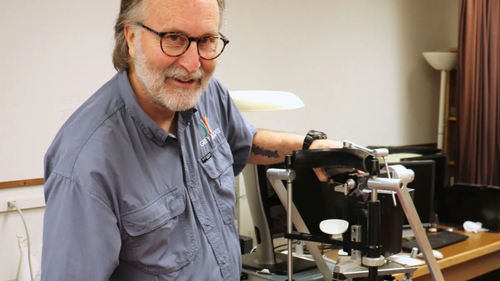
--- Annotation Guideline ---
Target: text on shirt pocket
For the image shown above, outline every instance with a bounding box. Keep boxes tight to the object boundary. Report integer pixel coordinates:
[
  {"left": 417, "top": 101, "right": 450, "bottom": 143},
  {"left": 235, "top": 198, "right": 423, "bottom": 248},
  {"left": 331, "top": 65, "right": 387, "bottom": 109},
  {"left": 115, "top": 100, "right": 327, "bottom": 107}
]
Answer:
[{"left": 199, "top": 141, "right": 236, "bottom": 225}]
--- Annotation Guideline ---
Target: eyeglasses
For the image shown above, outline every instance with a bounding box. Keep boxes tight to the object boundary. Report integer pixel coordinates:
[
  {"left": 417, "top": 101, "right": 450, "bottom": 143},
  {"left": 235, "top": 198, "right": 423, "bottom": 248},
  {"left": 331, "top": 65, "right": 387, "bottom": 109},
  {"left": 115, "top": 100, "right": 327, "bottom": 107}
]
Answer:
[{"left": 137, "top": 23, "right": 229, "bottom": 60}]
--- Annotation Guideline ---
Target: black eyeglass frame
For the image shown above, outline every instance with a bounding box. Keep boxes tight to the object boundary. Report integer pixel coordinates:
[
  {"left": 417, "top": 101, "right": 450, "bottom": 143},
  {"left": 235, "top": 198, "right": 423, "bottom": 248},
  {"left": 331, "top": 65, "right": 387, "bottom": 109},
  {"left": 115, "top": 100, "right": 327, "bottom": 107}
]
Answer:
[{"left": 137, "top": 23, "right": 230, "bottom": 60}]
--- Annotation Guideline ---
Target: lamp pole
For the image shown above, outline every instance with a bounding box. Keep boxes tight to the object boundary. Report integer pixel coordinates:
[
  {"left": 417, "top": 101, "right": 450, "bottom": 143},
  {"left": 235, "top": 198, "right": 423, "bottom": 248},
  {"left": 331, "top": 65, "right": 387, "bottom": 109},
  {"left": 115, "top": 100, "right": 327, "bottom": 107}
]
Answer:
[
  {"left": 422, "top": 51, "right": 457, "bottom": 150},
  {"left": 437, "top": 69, "right": 447, "bottom": 150}
]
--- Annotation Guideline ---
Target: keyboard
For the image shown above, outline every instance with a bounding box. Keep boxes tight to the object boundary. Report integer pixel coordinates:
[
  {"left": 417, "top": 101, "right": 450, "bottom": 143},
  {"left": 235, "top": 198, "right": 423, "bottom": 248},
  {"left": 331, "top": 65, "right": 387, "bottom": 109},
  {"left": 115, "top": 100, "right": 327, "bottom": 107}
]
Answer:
[{"left": 402, "top": 231, "right": 469, "bottom": 252}]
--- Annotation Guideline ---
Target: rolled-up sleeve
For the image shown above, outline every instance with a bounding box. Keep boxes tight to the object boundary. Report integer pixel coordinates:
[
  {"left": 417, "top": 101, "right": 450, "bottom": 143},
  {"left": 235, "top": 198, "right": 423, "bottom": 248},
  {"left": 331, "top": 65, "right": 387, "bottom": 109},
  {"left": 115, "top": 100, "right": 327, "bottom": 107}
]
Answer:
[
  {"left": 42, "top": 173, "right": 120, "bottom": 281},
  {"left": 223, "top": 91, "right": 257, "bottom": 176}
]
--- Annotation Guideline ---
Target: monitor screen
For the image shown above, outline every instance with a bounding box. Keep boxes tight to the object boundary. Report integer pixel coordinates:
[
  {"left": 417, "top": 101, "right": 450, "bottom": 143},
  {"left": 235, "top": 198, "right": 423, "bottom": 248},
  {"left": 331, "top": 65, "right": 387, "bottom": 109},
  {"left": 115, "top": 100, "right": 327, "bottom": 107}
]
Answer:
[
  {"left": 400, "top": 154, "right": 448, "bottom": 213},
  {"left": 255, "top": 163, "right": 336, "bottom": 238},
  {"left": 255, "top": 163, "right": 292, "bottom": 238},
  {"left": 388, "top": 160, "right": 436, "bottom": 227},
  {"left": 439, "top": 184, "right": 500, "bottom": 232},
  {"left": 243, "top": 163, "right": 318, "bottom": 274}
]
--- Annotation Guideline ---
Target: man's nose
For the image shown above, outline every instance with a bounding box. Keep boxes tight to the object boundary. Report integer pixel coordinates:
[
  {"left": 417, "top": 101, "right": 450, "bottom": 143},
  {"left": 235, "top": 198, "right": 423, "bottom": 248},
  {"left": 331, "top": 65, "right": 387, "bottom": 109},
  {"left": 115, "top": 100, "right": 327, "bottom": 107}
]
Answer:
[{"left": 177, "top": 42, "right": 201, "bottom": 73}]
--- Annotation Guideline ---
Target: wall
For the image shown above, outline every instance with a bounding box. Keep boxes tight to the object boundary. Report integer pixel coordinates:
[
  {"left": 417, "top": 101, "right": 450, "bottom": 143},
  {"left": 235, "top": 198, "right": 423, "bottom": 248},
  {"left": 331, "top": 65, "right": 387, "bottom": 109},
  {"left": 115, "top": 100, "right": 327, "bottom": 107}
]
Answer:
[
  {"left": 0, "top": 1, "right": 458, "bottom": 280},
  {"left": 0, "top": 1, "right": 119, "bottom": 183},
  {"left": 217, "top": 0, "right": 459, "bottom": 146},
  {"left": 1, "top": 1, "right": 119, "bottom": 280}
]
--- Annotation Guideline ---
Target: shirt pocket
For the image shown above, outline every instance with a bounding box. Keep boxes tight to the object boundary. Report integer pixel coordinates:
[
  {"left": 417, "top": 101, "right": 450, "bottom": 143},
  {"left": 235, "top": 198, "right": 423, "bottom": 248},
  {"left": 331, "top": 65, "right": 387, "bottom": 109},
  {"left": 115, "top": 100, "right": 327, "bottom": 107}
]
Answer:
[
  {"left": 120, "top": 188, "right": 198, "bottom": 275},
  {"left": 198, "top": 141, "right": 236, "bottom": 225}
]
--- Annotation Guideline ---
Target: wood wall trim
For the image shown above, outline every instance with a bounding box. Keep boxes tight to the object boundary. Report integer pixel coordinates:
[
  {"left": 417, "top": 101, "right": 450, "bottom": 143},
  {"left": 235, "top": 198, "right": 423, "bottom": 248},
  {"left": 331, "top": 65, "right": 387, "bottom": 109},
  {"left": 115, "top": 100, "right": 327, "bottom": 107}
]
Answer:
[{"left": 0, "top": 178, "right": 44, "bottom": 189}]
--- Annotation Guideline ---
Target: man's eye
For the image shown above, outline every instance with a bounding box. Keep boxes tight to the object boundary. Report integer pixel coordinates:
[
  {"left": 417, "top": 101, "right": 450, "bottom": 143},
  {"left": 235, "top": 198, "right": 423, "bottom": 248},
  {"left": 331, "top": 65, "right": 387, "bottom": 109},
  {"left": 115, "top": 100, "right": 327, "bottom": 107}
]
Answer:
[
  {"left": 166, "top": 35, "right": 180, "bottom": 41},
  {"left": 163, "top": 34, "right": 187, "bottom": 48},
  {"left": 203, "top": 37, "right": 217, "bottom": 44}
]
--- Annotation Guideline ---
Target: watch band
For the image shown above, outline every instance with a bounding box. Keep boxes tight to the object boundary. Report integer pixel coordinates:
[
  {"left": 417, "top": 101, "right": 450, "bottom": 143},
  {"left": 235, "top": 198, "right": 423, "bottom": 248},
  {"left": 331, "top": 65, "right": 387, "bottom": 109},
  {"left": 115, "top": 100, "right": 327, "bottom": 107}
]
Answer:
[{"left": 302, "top": 130, "right": 328, "bottom": 150}]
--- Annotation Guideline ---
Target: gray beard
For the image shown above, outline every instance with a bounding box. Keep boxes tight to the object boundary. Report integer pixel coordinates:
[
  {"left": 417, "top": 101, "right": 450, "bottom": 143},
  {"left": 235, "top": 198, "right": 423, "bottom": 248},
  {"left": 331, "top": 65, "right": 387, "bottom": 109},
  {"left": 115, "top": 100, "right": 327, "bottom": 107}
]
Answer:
[{"left": 134, "top": 40, "right": 208, "bottom": 111}]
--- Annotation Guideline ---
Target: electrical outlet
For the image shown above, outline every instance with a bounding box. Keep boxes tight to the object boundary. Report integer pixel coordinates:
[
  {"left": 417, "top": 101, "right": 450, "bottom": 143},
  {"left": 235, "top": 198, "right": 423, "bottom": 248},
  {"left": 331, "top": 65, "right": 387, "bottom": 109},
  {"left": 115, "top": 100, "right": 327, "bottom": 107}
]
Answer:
[{"left": 0, "top": 196, "right": 45, "bottom": 213}]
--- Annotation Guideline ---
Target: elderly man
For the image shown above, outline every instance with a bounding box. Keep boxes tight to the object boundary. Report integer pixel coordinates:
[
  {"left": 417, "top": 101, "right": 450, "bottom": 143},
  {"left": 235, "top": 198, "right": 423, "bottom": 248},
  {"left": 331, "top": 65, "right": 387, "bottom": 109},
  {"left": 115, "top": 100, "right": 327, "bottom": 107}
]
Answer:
[{"left": 42, "top": 0, "right": 340, "bottom": 280}]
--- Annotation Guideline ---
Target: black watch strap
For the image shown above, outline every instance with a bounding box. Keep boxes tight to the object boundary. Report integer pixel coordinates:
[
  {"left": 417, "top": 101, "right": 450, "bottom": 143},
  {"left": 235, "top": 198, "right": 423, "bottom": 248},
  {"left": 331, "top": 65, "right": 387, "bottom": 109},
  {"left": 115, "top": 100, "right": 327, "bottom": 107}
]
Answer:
[{"left": 302, "top": 130, "right": 328, "bottom": 150}]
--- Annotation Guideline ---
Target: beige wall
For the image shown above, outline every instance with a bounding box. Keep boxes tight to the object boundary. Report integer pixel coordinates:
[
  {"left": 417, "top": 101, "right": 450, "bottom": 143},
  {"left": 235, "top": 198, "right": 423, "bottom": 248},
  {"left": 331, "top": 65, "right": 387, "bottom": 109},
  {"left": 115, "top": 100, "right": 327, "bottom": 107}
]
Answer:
[
  {"left": 0, "top": 1, "right": 458, "bottom": 280},
  {"left": 217, "top": 0, "right": 459, "bottom": 146}
]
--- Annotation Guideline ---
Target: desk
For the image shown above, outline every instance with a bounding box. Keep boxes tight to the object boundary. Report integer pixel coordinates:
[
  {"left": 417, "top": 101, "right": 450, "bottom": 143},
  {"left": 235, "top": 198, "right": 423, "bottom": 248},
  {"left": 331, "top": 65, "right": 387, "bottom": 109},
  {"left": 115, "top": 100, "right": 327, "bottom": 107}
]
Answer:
[
  {"left": 325, "top": 228, "right": 500, "bottom": 280},
  {"left": 394, "top": 228, "right": 500, "bottom": 280}
]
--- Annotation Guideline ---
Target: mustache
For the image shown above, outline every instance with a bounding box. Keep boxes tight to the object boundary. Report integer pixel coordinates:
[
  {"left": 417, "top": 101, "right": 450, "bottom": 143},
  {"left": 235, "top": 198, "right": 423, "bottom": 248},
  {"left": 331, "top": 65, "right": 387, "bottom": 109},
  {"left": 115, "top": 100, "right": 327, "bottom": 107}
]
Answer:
[{"left": 163, "top": 67, "right": 204, "bottom": 81}]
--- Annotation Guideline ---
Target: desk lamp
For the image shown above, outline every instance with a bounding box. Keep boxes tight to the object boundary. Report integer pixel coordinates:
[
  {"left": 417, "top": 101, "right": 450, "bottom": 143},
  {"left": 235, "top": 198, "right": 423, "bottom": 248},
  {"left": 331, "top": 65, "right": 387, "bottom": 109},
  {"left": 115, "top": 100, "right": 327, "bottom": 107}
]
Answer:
[
  {"left": 229, "top": 90, "right": 305, "bottom": 273},
  {"left": 422, "top": 51, "right": 458, "bottom": 149}
]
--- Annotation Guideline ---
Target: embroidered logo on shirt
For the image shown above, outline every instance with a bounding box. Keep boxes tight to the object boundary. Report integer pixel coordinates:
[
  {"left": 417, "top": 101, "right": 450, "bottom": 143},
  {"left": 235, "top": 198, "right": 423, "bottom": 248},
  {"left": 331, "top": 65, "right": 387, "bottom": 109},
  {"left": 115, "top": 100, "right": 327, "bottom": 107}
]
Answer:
[
  {"left": 199, "top": 116, "right": 213, "bottom": 137},
  {"left": 199, "top": 116, "right": 221, "bottom": 147}
]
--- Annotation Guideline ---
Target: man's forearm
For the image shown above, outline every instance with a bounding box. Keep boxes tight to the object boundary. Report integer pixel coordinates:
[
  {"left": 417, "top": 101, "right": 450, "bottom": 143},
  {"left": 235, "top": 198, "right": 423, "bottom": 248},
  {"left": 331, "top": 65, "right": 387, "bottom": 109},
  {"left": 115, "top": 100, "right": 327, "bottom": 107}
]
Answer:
[{"left": 248, "top": 129, "right": 304, "bottom": 165}]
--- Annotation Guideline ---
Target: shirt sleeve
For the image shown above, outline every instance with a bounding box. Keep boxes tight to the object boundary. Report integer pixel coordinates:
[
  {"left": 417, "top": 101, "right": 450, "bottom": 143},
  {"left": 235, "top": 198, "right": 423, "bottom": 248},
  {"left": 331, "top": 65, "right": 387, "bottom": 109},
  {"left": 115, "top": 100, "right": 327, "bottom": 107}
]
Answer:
[
  {"left": 220, "top": 88, "right": 257, "bottom": 176},
  {"left": 42, "top": 173, "right": 121, "bottom": 281}
]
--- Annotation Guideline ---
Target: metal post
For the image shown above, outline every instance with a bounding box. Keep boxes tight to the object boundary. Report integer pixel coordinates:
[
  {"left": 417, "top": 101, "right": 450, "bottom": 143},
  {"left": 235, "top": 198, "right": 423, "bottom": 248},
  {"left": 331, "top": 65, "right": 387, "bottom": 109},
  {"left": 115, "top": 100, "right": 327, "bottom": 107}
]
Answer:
[
  {"left": 368, "top": 176, "right": 445, "bottom": 281},
  {"left": 285, "top": 155, "right": 294, "bottom": 281}
]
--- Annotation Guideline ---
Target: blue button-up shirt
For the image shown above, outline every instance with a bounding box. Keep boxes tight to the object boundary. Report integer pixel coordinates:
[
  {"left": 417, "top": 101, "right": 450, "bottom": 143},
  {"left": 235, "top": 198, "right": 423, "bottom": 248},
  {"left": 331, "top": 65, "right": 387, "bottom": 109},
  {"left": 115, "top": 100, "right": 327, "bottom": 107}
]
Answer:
[{"left": 42, "top": 71, "right": 256, "bottom": 281}]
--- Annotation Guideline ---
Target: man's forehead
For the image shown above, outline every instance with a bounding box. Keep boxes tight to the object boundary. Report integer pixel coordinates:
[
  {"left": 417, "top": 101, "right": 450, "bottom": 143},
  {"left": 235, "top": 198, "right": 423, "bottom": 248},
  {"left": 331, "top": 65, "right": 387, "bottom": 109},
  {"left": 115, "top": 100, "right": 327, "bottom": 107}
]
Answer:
[
  {"left": 144, "top": 0, "right": 219, "bottom": 32},
  {"left": 144, "top": 0, "right": 219, "bottom": 18}
]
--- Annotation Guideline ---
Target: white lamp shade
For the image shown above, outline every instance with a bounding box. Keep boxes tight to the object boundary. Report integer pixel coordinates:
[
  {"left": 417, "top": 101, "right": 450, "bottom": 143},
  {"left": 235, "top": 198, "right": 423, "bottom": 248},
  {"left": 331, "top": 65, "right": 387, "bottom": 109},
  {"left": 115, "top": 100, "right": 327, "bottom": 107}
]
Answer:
[
  {"left": 229, "top": 90, "right": 305, "bottom": 112},
  {"left": 422, "top": 52, "right": 458, "bottom": 71}
]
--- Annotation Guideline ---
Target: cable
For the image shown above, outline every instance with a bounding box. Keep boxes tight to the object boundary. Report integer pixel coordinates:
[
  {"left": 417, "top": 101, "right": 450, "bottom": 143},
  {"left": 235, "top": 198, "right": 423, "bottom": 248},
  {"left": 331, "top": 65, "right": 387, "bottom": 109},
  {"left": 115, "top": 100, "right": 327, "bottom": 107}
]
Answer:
[
  {"left": 9, "top": 201, "right": 34, "bottom": 281},
  {"left": 273, "top": 240, "right": 302, "bottom": 251},
  {"left": 273, "top": 244, "right": 287, "bottom": 250}
]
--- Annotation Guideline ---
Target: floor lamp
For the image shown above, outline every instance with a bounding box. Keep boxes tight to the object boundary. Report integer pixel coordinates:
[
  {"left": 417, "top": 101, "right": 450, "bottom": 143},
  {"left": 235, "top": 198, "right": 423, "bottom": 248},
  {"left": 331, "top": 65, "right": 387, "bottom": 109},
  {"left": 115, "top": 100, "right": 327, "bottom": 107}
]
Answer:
[
  {"left": 229, "top": 90, "right": 304, "bottom": 269},
  {"left": 422, "top": 51, "right": 458, "bottom": 149}
]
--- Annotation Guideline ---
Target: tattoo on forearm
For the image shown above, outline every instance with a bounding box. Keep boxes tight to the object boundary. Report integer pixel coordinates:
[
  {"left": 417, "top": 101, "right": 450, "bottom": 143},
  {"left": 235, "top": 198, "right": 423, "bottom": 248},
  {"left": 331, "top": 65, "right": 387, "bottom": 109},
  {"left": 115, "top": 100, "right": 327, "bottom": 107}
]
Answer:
[{"left": 252, "top": 145, "right": 279, "bottom": 158}]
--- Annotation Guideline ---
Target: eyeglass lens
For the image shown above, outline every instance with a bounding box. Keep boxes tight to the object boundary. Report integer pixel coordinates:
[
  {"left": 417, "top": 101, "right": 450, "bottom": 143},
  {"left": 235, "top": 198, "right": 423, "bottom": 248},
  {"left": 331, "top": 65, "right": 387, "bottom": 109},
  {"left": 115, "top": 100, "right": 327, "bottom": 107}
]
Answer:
[{"left": 161, "top": 34, "right": 225, "bottom": 59}]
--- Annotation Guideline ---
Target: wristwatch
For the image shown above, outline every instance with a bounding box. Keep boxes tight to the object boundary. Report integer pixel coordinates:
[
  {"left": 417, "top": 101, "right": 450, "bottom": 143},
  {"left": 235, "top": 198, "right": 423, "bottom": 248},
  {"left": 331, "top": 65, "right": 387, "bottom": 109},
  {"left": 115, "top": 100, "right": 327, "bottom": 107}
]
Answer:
[{"left": 302, "top": 130, "right": 328, "bottom": 150}]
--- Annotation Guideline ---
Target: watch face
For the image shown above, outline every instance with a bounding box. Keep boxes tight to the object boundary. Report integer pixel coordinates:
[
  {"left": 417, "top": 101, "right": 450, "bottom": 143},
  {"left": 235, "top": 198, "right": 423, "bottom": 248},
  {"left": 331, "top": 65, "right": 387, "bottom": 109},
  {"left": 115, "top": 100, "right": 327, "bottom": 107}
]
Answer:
[{"left": 310, "top": 130, "right": 327, "bottom": 139}]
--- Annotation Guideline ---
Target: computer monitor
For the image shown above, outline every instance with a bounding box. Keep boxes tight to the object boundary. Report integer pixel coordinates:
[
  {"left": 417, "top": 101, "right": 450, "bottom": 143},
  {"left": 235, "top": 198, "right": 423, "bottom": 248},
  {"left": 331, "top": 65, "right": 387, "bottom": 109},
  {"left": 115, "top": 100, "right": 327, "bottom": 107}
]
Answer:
[
  {"left": 400, "top": 153, "right": 448, "bottom": 214},
  {"left": 255, "top": 163, "right": 338, "bottom": 238},
  {"left": 240, "top": 163, "right": 317, "bottom": 275},
  {"left": 255, "top": 163, "right": 288, "bottom": 239},
  {"left": 388, "top": 160, "right": 436, "bottom": 228},
  {"left": 439, "top": 184, "right": 500, "bottom": 232}
]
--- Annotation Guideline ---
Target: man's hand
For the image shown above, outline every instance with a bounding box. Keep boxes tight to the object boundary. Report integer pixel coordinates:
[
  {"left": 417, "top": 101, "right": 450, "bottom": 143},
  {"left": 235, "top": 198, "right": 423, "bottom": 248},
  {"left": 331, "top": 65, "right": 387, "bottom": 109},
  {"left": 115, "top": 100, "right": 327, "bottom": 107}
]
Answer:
[{"left": 309, "top": 139, "right": 343, "bottom": 182}]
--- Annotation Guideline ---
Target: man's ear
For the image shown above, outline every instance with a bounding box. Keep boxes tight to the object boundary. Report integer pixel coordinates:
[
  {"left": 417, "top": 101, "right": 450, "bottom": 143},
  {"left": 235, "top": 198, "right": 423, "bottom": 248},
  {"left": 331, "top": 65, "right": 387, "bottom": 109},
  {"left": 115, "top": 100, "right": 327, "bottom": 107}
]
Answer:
[{"left": 124, "top": 25, "right": 136, "bottom": 59}]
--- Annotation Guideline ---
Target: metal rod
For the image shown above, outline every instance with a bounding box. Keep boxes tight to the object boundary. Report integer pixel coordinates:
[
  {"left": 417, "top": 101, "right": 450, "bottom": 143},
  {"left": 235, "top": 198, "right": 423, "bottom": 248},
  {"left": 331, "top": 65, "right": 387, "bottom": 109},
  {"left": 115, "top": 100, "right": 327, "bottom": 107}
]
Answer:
[
  {"left": 367, "top": 177, "right": 445, "bottom": 281},
  {"left": 286, "top": 177, "right": 293, "bottom": 281},
  {"left": 367, "top": 201, "right": 381, "bottom": 281},
  {"left": 369, "top": 267, "right": 378, "bottom": 281},
  {"left": 267, "top": 169, "right": 331, "bottom": 280},
  {"left": 371, "top": 188, "right": 378, "bottom": 202},
  {"left": 383, "top": 156, "right": 397, "bottom": 207},
  {"left": 285, "top": 155, "right": 294, "bottom": 281}
]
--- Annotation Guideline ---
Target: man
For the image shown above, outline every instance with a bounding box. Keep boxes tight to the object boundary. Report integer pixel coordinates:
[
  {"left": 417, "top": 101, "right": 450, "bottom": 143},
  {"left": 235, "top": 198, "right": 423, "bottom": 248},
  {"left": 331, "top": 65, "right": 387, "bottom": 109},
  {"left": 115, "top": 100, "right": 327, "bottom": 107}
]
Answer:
[{"left": 42, "top": 0, "right": 340, "bottom": 280}]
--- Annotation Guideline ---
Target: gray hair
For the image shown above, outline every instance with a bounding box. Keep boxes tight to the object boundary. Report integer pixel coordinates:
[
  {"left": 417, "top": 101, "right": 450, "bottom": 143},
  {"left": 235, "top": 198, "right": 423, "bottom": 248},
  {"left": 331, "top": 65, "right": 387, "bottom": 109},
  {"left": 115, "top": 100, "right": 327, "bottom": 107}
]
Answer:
[{"left": 112, "top": 0, "right": 226, "bottom": 72}]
